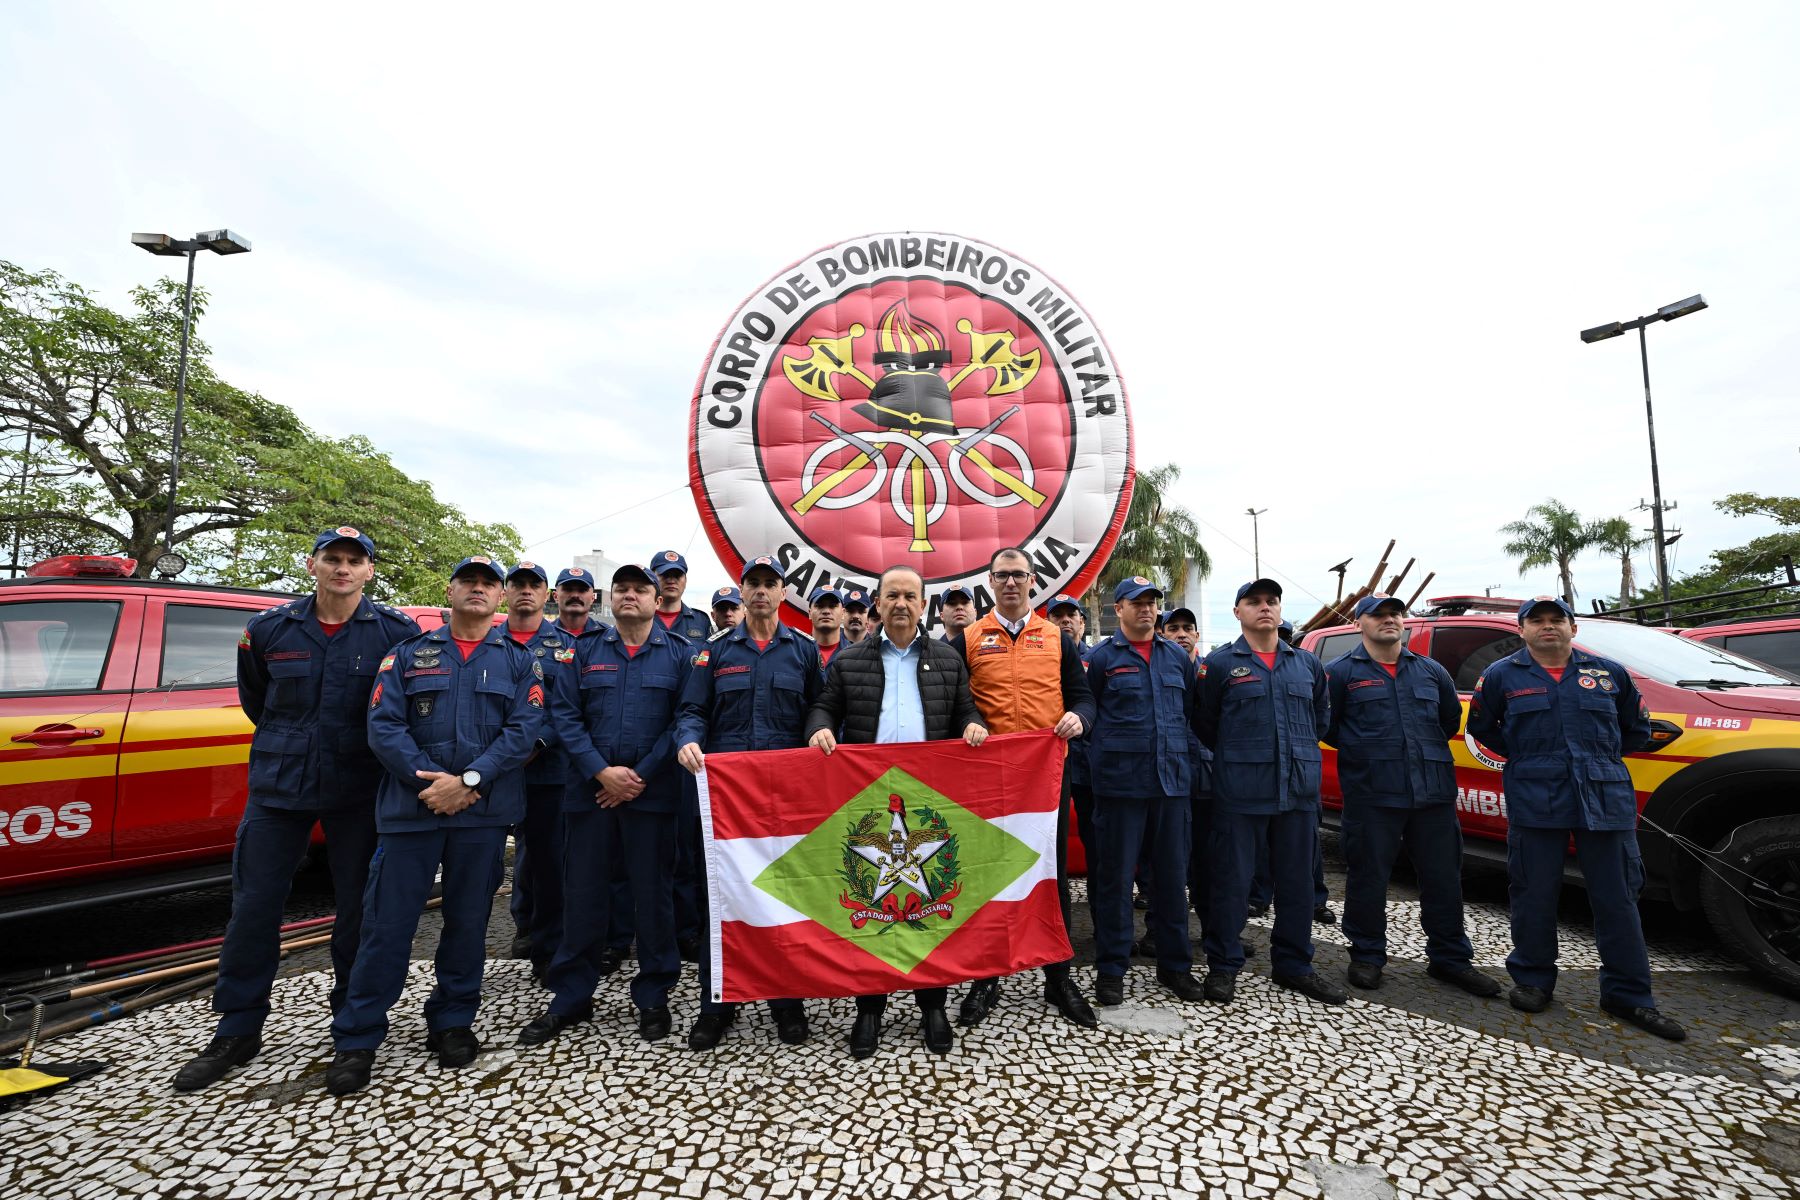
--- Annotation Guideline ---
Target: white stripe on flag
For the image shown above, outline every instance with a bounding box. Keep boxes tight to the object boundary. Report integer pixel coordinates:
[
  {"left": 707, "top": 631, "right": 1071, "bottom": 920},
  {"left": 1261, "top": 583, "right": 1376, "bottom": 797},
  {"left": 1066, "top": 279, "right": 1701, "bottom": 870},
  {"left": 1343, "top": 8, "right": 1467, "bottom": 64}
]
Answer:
[{"left": 987, "top": 811, "right": 1059, "bottom": 901}]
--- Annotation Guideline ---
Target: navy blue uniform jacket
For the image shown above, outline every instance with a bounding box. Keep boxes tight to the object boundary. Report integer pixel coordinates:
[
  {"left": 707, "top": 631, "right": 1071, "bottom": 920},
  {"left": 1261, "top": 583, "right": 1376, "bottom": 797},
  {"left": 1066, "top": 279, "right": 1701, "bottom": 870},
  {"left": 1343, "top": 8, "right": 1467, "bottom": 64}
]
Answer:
[
  {"left": 238, "top": 594, "right": 419, "bottom": 812},
  {"left": 1085, "top": 633, "right": 1197, "bottom": 799},
  {"left": 1322, "top": 644, "right": 1462, "bottom": 808},
  {"left": 675, "top": 622, "right": 821, "bottom": 753},
  {"left": 1193, "top": 636, "right": 1330, "bottom": 815},
  {"left": 1465, "top": 647, "right": 1651, "bottom": 830},
  {"left": 553, "top": 623, "right": 693, "bottom": 814},
  {"left": 366, "top": 625, "right": 544, "bottom": 831}
]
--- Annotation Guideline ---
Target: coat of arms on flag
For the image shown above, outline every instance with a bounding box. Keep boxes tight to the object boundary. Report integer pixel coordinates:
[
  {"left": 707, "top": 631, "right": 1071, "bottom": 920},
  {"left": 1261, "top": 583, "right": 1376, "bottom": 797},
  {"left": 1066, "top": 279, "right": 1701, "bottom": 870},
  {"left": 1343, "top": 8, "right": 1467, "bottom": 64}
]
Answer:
[{"left": 696, "top": 730, "right": 1072, "bottom": 1001}]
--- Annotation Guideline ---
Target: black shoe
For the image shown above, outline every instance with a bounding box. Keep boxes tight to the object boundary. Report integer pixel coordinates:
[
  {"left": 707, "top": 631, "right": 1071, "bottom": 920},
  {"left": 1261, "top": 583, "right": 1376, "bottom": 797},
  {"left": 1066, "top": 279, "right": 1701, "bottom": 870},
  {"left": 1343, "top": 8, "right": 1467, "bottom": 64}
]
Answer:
[
  {"left": 774, "top": 1007, "right": 810, "bottom": 1045},
  {"left": 1094, "top": 974, "right": 1124, "bottom": 1007},
  {"left": 677, "top": 935, "right": 701, "bottom": 963},
  {"left": 1247, "top": 902, "right": 1270, "bottom": 919},
  {"left": 518, "top": 1002, "right": 593, "bottom": 1046},
  {"left": 1132, "top": 936, "right": 1158, "bottom": 959},
  {"left": 1202, "top": 972, "right": 1236, "bottom": 1004},
  {"left": 509, "top": 932, "right": 533, "bottom": 959},
  {"left": 1156, "top": 970, "right": 1206, "bottom": 1003},
  {"left": 921, "top": 1007, "right": 954, "bottom": 1054},
  {"left": 638, "top": 1006, "right": 672, "bottom": 1042},
  {"left": 172, "top": 1034, "right": 261, "bottom": 1092},
  {"left": 687, "top": 1009, "right": 736, "bottom": 1052},
  {"left": 1509, "top": 984, "right": 1553, "bottom": 1013},
  {"left": 325, "top": 1049, "right": 374, "bottom": 1096},
  {"left": 1273, "top": 972, "right": 1348, "bottom": 1006},
  {"left": 1347, "top": 962, "right": 1383, "bottom": 990},
  {"left": 1601, "top": 1000, "right": 1687, "bottom": 1041},
  {"left": 596, "top": 948, "right": 623, "bottom": 977},
  {"left": 1313, "top": 905, "right": 1336, "bottom": 925},
  {"left": 957, "top": 978, "right": 1002, "bottom": 1028},
  {"left": 1428, "top": 963, "right": 1502, "bottom": 998},
  {"left": 849, "top": 1011, "right": 880, "bottom": 1058},
  {"left": 425, "top": 1026, "right": 480, "bottom": 1069},
  {"left": 1045, "top": 978, "right": 1098, "bottom": 1028}
]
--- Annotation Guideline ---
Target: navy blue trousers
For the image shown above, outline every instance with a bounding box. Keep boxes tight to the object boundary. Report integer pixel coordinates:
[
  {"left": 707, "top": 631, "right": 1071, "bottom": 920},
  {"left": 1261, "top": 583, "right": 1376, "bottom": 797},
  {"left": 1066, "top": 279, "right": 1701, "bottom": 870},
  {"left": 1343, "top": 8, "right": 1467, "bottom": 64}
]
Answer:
[
  {"left": 1250, "top": 811, "right": 1329, "bottom": 909},
  {"left": 674, "top": 778, "right": 702, "bottom": 942},
  {"left": 1207, "top": 808, "right": 1318, "bottom": 977},
  {"left": 694, "top": 811, "right": 802, "bottom": 1018},
  {"left": 605, "top": 825, "right": 636, "bottom": 953},
  {"left": 1092, "top": 795, "right": 1192, "bottom": 977},
  {"left": 548, "top": 805, "right": 680, "bottom": 1012},
  {"left": 213, "top": 802, "right": 376, "bottom": 1037},
  {"left": 331, "top": 825, "right": 507, "bottom": 1050},
  {"left": 506, "top": 782, "right": 566, "bottom": 969},
  {"left": 1341, "top": 803, "right": 1474, "bottom": 969},
  {"left": 1506, "top": 825, "right": 1655, "bottom": 1008}
]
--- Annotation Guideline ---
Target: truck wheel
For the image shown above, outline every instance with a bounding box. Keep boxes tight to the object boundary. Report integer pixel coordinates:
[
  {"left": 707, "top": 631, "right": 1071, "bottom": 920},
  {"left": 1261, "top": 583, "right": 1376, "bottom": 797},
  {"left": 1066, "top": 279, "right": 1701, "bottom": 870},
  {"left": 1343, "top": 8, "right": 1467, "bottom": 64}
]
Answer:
[{"left": 1700, "top": 815, "right": 1800, "bottom": 993}]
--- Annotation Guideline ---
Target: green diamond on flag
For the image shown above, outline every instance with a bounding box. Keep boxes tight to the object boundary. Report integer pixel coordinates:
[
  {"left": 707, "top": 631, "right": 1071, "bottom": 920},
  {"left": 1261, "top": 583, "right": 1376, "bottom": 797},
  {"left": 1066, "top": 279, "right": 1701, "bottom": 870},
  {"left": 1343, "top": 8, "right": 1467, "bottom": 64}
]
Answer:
[{"left": 753, "top": 766, "right": 1040, "bottom": 974}]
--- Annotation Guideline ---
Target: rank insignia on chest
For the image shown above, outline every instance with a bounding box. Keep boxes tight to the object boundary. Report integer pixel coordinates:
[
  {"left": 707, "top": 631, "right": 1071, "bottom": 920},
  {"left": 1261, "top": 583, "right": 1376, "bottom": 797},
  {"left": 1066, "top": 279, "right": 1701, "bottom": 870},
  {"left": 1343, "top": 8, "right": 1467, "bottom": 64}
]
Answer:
[
  {"left": 1598, "top": 678, "right": 1616, "bottom": 692},
  {"left": 1230, "top": 666, "right": 1251, "bottom": 677},
  {"left": 1579, "top": 676, "right": 1597, "bottom": 689},
  {"left": 414, "top": 696, "right": 435, "bottom": 719},
  {"left": 532, "top": 661, "right": 544, "bottom": 680}
]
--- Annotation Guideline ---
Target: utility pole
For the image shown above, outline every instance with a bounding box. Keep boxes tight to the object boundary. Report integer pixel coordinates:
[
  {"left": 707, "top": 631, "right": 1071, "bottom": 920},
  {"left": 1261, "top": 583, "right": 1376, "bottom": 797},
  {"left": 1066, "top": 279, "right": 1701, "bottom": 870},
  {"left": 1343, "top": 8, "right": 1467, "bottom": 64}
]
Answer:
[{"left": 1245, "top": 507, "right": 1268, "bottom": 576}]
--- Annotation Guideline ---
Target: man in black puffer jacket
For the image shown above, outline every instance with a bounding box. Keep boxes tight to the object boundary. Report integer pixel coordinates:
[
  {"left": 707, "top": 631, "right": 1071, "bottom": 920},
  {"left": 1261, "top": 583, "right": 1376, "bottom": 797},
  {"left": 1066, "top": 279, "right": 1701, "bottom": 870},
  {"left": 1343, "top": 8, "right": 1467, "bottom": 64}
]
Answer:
[{"left": 805, "top": 565, "right": 987, "bottom": 1059}]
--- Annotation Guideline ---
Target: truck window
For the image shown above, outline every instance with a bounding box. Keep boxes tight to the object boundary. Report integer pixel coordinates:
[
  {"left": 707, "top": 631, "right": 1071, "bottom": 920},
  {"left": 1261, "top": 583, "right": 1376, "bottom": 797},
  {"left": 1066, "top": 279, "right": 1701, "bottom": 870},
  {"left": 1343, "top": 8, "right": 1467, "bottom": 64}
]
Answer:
[
  {"left": 1426, "top": 625, "right": 1522, "bottom": 692},
  {"left": 1719, "top": 630, "right": 1800, "bottom": 677},
  {"left": 0, "top": 600, "right": 122, "bottom": 693},
  {"left": 160, "top": 604, "right": 249, "bottom": 688},
  {"left": 1312, "top": 632, "right": 1363, "bottom": 666}
]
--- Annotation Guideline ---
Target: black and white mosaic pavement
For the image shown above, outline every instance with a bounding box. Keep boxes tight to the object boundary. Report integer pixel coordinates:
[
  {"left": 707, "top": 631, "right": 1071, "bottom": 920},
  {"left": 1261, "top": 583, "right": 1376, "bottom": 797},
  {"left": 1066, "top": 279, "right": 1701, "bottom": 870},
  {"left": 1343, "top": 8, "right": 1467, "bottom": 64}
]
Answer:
[{"left": 7, "top": 882, "right": 1798, "bottom": 1200}]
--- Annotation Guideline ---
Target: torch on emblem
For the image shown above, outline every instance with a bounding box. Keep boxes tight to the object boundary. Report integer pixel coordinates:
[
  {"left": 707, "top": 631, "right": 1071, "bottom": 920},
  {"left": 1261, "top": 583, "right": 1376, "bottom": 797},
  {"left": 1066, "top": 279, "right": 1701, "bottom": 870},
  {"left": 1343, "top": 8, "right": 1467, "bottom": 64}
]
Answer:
[{"left": 784, "top": 300, "right": 1047, "bottom": 552}]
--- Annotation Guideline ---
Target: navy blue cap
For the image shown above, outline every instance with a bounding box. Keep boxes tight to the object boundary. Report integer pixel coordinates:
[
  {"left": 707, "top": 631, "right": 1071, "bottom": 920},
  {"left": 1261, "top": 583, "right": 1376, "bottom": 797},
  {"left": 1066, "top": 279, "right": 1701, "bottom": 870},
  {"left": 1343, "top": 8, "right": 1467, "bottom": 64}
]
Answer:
[
  {"left": 1279, "top": 619, "right": 1294, "bottom": 634},
  {"left": 651, "top": 551, "right": 689, "bottom": 576},
  {"left": 1164, "top": 606, "right": 1198, "bottom": 626},
  {"left": 1234, "top": 578, "right": 1283, "bottom": 604},
  {"left": 1351, "top": 594, "right": 1406, "bottom": 619},
  {"left": 740, "top": 555, "right": 785, "bottom": 584},
  {"left": 312, "top": 525, "right": 375, "bottom": 558},
  {"left": 506, "top": 559, "right": 549, "bottom": 585},
  {"left": 451, "top": 555, "right": 506, "bottom": 582},
  {"left": 1115, "top": 576, "right": 1163, "bottom": 602},
  {"left": 1518, "top": 595, "right": 1575, "bottom": 623},
  {"left": 1046, "top": 593, "right": 1082, "bottom": 614},
  {"left": 711, "top": 586, "right": 742, "bottom": 608},
  {"left": 809, "top": 585, "right": 844, "bottom": 606},
  {"left": 612, "top": 562, "right": 656, "bottom": 586},
  {"left": 842, "top": 588, "right": 870, "bottom": 610},
  {"left": 555, "top": 566, "right": 594, "bottom": 589},
  {"left": 939, "top": 584, "right": 975, "bottom": 604}
]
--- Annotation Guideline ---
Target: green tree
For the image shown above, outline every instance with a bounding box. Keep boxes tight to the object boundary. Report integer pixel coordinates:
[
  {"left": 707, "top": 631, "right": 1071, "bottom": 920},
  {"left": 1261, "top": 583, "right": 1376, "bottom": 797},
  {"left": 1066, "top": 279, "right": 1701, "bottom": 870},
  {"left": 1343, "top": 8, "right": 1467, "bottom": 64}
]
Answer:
[
  {"left": 0, "top": 260, "right": 516, "bottom": 600},
  {"left": 1619, "top": 491, "right": 1800, "bottom": 620},
  {"left": 1499, "top": 499, "right": 1605, "bottom": 606},
  {"left": 1591, "top": 515, "right": 1648, "bottom": 605},
  {"left": 1086, "top": 462, "right": 1211, "bottom": 617}
]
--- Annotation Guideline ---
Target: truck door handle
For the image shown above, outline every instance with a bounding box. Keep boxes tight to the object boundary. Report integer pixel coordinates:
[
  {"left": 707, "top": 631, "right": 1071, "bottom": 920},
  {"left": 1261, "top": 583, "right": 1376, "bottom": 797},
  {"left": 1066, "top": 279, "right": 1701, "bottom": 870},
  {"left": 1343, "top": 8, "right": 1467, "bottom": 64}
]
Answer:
[{"left": 11, "top": 724, "right": 105, "bottom": 745}]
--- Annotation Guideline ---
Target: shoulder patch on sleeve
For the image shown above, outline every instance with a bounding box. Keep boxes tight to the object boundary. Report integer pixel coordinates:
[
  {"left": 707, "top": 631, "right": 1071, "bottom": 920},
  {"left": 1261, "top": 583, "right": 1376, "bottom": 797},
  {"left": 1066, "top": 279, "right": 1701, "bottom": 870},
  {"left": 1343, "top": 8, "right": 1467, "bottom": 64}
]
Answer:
[
  {"left": 238, "top": 627, "right": 253, "bottom": 649},
  {"left": 369, "top": 680, "right": 383, "bottom": 709}
]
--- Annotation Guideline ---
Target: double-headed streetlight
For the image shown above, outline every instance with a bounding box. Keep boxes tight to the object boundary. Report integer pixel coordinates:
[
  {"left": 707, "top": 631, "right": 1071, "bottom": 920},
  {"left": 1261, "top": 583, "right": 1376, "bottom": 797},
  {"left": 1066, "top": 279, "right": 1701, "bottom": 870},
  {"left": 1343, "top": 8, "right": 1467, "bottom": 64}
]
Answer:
[
  {"left": 131, "top": 229, "right": 252, "bottom": 576},
  {"left": 1580, "top": 294, "right": 1706, "bottom": 623}
]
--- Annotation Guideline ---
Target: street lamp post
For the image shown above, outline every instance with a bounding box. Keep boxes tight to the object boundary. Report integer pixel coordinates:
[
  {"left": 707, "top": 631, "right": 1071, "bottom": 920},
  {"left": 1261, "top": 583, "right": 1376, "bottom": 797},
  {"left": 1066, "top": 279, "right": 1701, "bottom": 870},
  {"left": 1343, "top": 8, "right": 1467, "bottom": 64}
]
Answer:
[
  {"left": 1245, "top": 507, "right": 1268, "bottom": 577},
  {"left": 131, "top": 229, "right": 252, "bottom": 575},
  {"left": 1580, "top": 294, "right": 1706, "bottom": 624}
]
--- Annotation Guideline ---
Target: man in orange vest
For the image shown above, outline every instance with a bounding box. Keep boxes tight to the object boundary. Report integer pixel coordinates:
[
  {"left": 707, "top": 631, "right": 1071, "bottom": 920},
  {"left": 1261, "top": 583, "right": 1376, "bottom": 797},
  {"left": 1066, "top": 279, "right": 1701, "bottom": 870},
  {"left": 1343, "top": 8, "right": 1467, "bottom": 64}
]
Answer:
[{"left": 943, "top": 547, "right": 1098, "bottom": 1029}]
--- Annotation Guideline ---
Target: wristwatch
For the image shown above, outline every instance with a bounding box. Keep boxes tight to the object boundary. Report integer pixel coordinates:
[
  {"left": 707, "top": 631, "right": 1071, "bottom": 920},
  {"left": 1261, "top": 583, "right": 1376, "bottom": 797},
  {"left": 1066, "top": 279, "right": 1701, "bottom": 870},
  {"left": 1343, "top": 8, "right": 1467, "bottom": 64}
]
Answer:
[{"left": 461, "top": 769, "right": 482, "bottom": 791}]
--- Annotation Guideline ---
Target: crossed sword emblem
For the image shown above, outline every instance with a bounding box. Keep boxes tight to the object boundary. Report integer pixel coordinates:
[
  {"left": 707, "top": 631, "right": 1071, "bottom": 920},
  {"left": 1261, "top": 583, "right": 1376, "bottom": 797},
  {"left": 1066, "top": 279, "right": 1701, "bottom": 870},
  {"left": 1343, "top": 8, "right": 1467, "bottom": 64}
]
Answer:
[{"left": 794, "top": 406, "right": 1046, "bottom": 552}]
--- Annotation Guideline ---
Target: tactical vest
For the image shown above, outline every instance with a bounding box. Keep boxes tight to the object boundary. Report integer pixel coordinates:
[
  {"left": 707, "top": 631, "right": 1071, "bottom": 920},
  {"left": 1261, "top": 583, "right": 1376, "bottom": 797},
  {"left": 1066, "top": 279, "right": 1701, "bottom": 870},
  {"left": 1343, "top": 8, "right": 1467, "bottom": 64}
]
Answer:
[{"left": 963, "top": 611, "right": 1064, "bottom": 734}]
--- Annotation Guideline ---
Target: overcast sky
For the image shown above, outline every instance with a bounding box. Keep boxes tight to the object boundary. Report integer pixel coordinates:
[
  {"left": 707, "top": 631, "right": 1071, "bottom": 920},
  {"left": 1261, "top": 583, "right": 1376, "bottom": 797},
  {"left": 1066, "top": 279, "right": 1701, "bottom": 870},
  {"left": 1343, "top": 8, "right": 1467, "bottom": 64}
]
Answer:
[{"left": 6, "top": 3, "right": 1797, "bottom": 641}]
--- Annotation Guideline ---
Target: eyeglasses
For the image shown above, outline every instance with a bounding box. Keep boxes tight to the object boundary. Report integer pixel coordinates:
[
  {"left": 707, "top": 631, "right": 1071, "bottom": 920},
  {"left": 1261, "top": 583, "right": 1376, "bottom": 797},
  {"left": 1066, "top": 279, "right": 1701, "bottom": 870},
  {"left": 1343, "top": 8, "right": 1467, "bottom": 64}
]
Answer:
[{"left": 990, "top": 570, "right": 1031, "bottom": 582}]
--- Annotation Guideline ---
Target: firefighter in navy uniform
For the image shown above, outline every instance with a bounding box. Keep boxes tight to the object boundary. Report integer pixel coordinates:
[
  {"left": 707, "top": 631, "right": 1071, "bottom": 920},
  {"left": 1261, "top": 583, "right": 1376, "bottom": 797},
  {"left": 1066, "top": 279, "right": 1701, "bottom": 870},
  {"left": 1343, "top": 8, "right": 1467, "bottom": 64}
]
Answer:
[
  {"left": 710, "top": 585, "right": 744, "bottom": 636},
  {"left": 173, "top": 527, "right": 419, "bottom": 1093},
  {"left": 1046, "top": 594, "right": 1097, "bottom": 922},
  {"left": 1084, "top": 577, "right": 1205, "bottom": 1008},
  {"left": 675, "top": 555, "right": 822, "bottom": 1050},
  {"left": 842, "top": 587, "right": 871, "bottom": 645},
  {"left": 324, "top": 555, "right": 544, "bottom": 1096},
  {"left": 1322, "top": 594, "right": 1499, "bottom": 998},
  {"left": 809, "top": 585, "right": 847, "bottom": 680},
  {"left": 1466, "top": 596, "right": 1685, "bottom": 1041},
  {"left": 650, "top": 550, "right": 712, "bottom": 961},
  {"left": 519, "top": 563, "right": 693, "bottom": 1047},
  {"left": 1194, "top": 579, "right": 1345, "bottom": 1007}
]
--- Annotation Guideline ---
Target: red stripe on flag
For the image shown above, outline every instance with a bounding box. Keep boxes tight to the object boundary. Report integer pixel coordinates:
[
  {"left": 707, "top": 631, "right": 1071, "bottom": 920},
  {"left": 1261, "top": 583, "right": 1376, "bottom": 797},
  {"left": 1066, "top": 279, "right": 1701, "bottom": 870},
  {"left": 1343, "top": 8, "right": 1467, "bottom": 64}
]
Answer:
[
  {"left": 718, "top": 876, "right": 1070, "bottom": 1002},
  {"left": 705, "top": 729, "right": 1064, "bottom": 842}
]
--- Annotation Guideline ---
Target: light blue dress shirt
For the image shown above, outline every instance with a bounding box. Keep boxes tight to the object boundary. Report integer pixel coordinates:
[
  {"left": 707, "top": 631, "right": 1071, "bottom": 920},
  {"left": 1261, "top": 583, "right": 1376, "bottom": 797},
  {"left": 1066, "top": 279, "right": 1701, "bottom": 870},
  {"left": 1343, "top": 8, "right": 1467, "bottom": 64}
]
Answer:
[{"left": 877, "top": 632, "right": 927, "bottom": 744}]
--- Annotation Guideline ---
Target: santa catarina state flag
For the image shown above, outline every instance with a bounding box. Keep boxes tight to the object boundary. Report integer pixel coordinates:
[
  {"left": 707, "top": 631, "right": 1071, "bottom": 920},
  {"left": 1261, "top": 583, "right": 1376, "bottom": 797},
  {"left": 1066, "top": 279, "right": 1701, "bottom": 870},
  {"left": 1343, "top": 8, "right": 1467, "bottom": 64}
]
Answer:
[{"left": 696, "top": 729, "right": 1072, "bottom": 1003}]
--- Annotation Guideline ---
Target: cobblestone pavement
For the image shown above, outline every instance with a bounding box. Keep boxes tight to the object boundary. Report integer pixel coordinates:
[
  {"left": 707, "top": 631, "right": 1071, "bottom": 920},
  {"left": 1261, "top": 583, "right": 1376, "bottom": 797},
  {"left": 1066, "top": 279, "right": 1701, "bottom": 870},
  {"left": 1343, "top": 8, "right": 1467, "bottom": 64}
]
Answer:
[{"left": 6, "top": 859, "right": 1799, "bottom": 1200}]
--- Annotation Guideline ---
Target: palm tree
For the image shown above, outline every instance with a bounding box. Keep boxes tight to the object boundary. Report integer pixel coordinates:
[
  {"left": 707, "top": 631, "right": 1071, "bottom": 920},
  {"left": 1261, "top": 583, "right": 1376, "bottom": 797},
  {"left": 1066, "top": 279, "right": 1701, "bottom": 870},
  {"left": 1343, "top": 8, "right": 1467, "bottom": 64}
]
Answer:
[
  {"left": 1087, "top": 463, "right": 1210, "bottom": 619},
  {"left": 1499, "top": 499, "right": 1603, "bottom": 606},
  {"left": 1591, "top": 516, "right": 1648, "bottom": 604}
]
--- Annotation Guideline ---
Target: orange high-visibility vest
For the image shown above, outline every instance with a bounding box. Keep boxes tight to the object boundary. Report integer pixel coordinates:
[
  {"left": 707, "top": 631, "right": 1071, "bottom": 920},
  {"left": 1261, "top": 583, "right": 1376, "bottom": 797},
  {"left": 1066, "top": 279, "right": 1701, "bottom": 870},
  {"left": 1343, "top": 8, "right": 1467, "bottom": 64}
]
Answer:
[{"left": 963, "top": 610, "right": 1065, "bottom": 734}]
